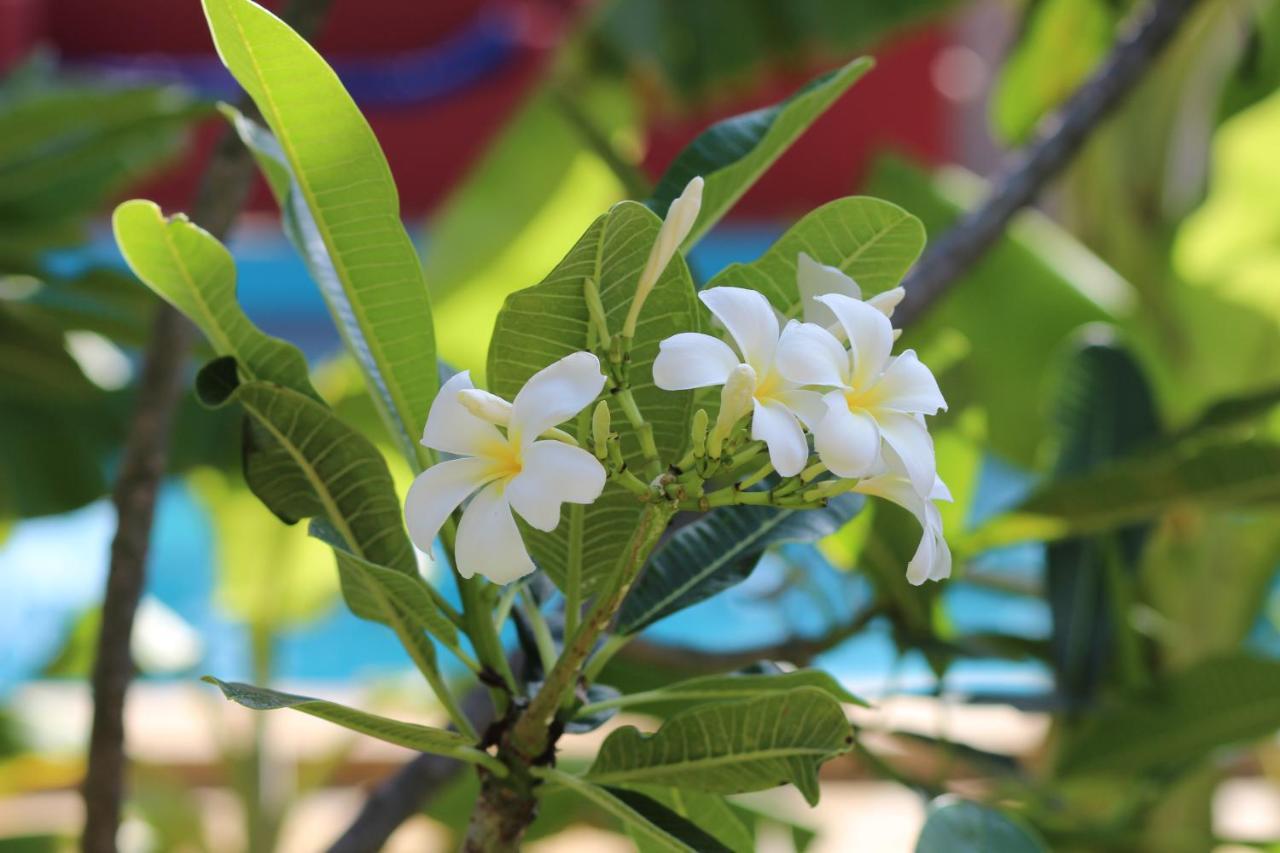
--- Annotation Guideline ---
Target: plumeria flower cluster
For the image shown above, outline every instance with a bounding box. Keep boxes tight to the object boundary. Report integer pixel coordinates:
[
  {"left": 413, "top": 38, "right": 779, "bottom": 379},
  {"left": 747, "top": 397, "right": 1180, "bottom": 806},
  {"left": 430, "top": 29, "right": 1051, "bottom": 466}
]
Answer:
[{"left": 653, "top": 253, "right": 952, "bottom": 584}]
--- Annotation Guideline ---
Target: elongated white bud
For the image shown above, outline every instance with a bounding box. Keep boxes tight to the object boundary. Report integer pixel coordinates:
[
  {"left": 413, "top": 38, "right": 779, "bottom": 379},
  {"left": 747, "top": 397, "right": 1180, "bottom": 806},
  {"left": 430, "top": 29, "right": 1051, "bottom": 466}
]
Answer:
[
  {"left": 457, "top": 388, "right": 511, "bottom": 425},
  {"left": 623, "top": 176, "right": 703, "bottom": 337},
  {"left": 707, "top": 363, "right": 756, "bottom": 458},
  {"left": 868, "top": 286, "right": 906, "bottom": 319}
]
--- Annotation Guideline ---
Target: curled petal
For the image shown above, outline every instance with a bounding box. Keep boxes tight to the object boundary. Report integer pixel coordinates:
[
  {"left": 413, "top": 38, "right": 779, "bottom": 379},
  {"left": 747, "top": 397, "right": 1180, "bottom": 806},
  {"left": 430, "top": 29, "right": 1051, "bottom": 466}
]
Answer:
[
  {"left": 867, "top": 286, "right": 906, "bottom": 319},
  {"left": 797, "top": 252, "right": 861, "bottom": 326},
  {"left": 652, "top": 332, "right": 740, "bottom": 390},
  {"left": 751, "top": 398, "right": 809, "bottom": 477},
  {"left": 455, "top": 482, "right": 536, "bottom": 584},
  {"left": 875, "top": 350, "right": 947, "bottom": 415},
  {"left": 700, "top": 287, "right": 780, "bottom": 373},
  {"left": 457, "top": 388, "right": 512, "bottom": 426},
  {"left": 878, "top": 411, "right": 937, "bottom": 498},
  {"left": 510, "top": 351, "right": 606, "bottom": 446},
  {"left": 404, "top": 456, "right": 494, "bottom": 553},
  {"left": 815, "top": 293, "right": 893, "bottom": 388},
  {"left": 813, "top": 394, "right": 881, "bottom": 478},
  {"left": 422, "top": 371, "right": 506, "bottom": 457},
  {"left": 854, "top": 473, "right": 950, "bottom": 584},
  {"left": 776, "top": 321, "right": 851, "bottom": 388},
  {"left": 507, "top": 441, "right": 607, "bottom": 532},
  {"left": 773, "top": 388, "right": 826, "bottom": 430}
]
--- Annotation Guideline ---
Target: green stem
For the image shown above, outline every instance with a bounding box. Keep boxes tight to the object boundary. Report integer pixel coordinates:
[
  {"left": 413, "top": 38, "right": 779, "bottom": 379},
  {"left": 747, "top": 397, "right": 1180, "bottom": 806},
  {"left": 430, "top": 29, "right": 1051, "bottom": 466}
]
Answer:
[
  {"left": 461, "top": 576, "right": 518, "bottom": 697},
  {"left": 614, "top": 387, "right": 662, "bottom": 479},
  {"left": 510, "top": 502, "right": 676, "bottom": 758},
  {"left": 518, "top": 587, "right": 559, "bottom": 678},
  {"left": 581, "top": 633, "right": 629, "bottom": 684},
  {"left": 388, "top": 615, "right": 479, "bottom": 741}
]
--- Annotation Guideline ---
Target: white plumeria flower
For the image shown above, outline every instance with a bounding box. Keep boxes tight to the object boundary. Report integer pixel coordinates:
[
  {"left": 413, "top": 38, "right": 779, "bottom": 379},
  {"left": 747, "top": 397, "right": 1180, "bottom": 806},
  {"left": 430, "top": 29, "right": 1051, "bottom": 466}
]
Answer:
[
  {"left": 776, "top": 292, "right": 945, "bottom": 495},
  {"left": 653, "top": 286, "right": 823, "bottom": 477},
  {"left": 403, "top": 352, "right": 607, "bottom": 585},
  {"left": 855, "top": 463, "right": 953, "bottom": 585},
  {"left": 796, "top": 252, "right": 905, "bottom": 334}
]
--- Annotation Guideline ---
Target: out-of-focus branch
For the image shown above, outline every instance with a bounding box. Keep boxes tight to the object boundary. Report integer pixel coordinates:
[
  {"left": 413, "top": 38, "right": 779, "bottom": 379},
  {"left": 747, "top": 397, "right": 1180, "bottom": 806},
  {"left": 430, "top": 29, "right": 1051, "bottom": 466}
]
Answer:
[
  {"left": 895, "top": 0, "right": 1202, "bottom": 326},
  {"left": 79, "top": 4, "right": 333, "bottom": 851}
]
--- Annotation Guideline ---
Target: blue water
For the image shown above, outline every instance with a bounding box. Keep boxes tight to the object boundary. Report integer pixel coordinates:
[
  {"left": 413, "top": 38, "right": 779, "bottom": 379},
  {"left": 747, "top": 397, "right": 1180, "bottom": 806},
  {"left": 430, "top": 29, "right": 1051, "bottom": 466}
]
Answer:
[{"left": 0, "top": 224, "right": 1071, "bottom": 699}]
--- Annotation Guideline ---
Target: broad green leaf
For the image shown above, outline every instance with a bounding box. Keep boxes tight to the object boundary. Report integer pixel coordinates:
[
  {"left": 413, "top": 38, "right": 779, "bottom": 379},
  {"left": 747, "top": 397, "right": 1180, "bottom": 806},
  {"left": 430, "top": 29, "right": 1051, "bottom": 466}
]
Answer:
[
  {"left": 537, "top": 768, "right": 724, "bottom": 853},
  {"left": 648, "top": 57, "right": 873, "bottom": 248},
  {"left": 196, "top": 358, "right": 416, "bottom": 575},
  {"left": 309, "top": 518, "right": 457, "bottom": 647},
  {"left": 581, "top": 670, "right": 866, "bottom": 715},
  {"left": 866, "top": 156, "right": 1124, "bottom": 466},
  {"left": 964, "top": 437, "right": 1280, "bottom": 552},
  {"left": 112, "top": 199, "right": 312, "bottom": 393},
  {"left": 706, "top": 197, "right": 924, "bottom": 317},
  {"left": 204, "top": 0, "right": 437, "bottom": 468},
  {"left": 585, "top": 688, "right": 854, "bottom": 805},
  {"left": 991, "top": 0, "right": 1113, "bottom": 144},
  {"left": 617, "top": 495, "right": 863, "bottom": 634},
  {"left": 1059, "top": 654, "right": 1280, "bottom": 776},
  {"left": 915, "top": 798, "right": 1047, "bottom": 853},
  {"left": 626, "top": 787, "right": 753, "bottom": 853},
  {"left": 202, "top": 677, "right": 499, "bottom": 770},
  {"left": 487, "top": 201, "right": 698, "bottom": 596}
]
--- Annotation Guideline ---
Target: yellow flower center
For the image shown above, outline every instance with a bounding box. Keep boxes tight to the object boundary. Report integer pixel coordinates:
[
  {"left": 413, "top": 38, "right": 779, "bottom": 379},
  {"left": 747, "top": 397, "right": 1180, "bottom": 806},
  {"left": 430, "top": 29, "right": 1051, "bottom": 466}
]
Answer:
[
  {"left": 753, "top": 369, "right": 781, "bottom": 402},
  {"left": 480, "top": 438, "right": 524, "bottom": 481}
]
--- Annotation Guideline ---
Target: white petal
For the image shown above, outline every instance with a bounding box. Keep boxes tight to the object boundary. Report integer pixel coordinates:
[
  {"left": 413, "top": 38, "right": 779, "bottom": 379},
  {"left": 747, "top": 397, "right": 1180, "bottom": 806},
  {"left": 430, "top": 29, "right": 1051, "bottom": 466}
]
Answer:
[
  {"left": 878, "top": 411, "right": 937, "bottom": 497},
  {"left": 404, "top": 456, "right": 494, "bottom": 553},
  {"left": 422, "top": 371, "right": 506, "bottom": 457},
  {"left": 509, "top": 351, "right": 606, "bottom": 446},
  {"left": 507, "top": 441, "right": 607, "bottom": 532},
  {"left": 867, "top": 286, "right": 905, "bottom": 319},
  {"left": 776, "top": 321, "right": 851, "bottom": 388},
  {"left": 636, "top": 177, "right": 704, "bottom": 297},
  {"left": 875, "top": 350, "right": 947, "bottom": 414},
  {"left": 652, "top": 332, "right": 740, "bottom": 390},
  {"left": 853, "top": 472, "right": 949, "bottom": 584},
  {"left": 797, "top": 252, "right": 861, "bottom": 325},
  {"left": 700, "top": 287, "right": 780, "bottom": 373},
  {"left": 751, "top": 399, "right": 809, "bottom": 477},
  {"left": 815, "top": 293, "right": 893, "bottom": 388},
  {"left": 813, "top": 394, "right": 881, "bottom": 478},
  {"left": 773, "top": 388, "right": 826, "bottom": 430},
  {"left": 457, "top": 388, "right": 512, "bottom": 426},
  {"left": 931, "top": 476, "right": 953, "bottom": 503},
  {"left": 455, "top": 482, "right": 536, "bottom": 584}
]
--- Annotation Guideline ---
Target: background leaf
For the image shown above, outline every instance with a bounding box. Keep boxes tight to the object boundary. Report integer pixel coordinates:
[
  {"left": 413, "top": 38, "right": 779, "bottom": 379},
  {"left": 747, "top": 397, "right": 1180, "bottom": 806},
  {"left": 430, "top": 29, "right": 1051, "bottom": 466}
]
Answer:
[{"left": 915, "top": 798, "right": 1047, "bottom": 853}]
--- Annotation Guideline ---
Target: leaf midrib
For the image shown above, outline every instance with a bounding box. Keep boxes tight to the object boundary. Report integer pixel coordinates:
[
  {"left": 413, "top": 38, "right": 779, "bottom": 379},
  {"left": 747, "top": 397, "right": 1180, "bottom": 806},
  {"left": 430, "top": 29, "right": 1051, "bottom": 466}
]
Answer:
[{"left": 588, "top": 745, "right": 834, "bottom": 784}]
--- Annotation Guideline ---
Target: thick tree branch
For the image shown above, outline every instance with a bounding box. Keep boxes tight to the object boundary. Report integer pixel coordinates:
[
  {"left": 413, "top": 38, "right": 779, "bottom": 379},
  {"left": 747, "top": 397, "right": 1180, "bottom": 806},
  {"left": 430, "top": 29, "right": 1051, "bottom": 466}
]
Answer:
[
  {"left": 79, "top": 4, "right": 333, "bottom": 851},
  {"left": 895, "top": 0, "right": 1202, "bottom": 326}
]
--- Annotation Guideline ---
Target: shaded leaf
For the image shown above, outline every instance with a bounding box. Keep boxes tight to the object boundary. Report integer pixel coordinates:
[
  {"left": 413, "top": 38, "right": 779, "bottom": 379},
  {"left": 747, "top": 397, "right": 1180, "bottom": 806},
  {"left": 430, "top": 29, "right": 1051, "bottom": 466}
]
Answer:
[
  {"left": 915, "top": 797, "right": 1047, "bottom": 853},
  {"left": 618, "top": 495, "right": 862, "bottom": 635},
  {"left": 586, "top": 688, "right": 854, "bottom": 805}
]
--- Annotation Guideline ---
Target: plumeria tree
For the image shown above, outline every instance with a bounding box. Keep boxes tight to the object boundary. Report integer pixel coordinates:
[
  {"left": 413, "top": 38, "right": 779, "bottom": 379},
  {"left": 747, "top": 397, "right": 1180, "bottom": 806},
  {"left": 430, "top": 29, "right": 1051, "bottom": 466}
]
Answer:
[{"left": 108, "top": 0, "right": 955, "bottom": 848}]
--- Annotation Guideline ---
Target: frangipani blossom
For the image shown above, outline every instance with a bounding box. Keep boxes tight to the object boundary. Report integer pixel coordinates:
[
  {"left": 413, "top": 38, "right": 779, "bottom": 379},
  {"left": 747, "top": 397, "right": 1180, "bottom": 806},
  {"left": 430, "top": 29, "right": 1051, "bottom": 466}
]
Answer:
[
  {"left": 796, "top": 252, "right": 905, "bottom": 332},
  {"left": 653, "top": 286, "right": 823, "bottom": 477},
  {"left": 776, "top": 292, "right": 946, "bottom": 494},
  {"left": 403, "top": 353, "right": 607, "bottom": 584},
  {"left": 855, "top": 464, "right": 953, "bottom": 585}
]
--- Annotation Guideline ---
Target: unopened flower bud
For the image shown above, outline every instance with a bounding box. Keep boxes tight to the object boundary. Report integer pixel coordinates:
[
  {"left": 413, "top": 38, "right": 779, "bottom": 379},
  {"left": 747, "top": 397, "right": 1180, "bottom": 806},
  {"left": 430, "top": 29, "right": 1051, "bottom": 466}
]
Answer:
[
  {"left": 690, "top": 408, "right": 709, "bottom": 458},
  {"left": 623, "top": 176, "right": 703, "bottom": 338},
  {"left": 458, "top": 388, "right": 511, "bottom": 426},
  {"left": 583, "top": 276, "right": 611, "bottom": 348},
  {"left": 708, "top": 364, "right": 756, "bottom": 458},
  {"left": 592, "top": 399, "right": 612, "bottom": 460}
]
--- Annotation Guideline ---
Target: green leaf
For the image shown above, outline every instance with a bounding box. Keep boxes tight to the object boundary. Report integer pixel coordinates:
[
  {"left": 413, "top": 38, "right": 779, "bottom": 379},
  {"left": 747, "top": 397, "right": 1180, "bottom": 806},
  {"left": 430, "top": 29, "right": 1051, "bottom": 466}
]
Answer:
[
  {"left": 990, "top": 0, "right": 1113, "bottom": 144},
  {"left": 202, "top": 677, "right": 499, "bottom": 770},
  {"left": 582, "top": 670, "right": 867, "bottom": 715},
  {"left": 112, "top": 199, "right": 313, "bottom": 393},
  {"left": 537, "top": 768, "right": 726, "bottom": 853},
  {"left": 626, "top": 787, "right": 754, "bottom": 853},
  {"left": 309, "top": 518, "right": 457, "bottom": 647},
  {"left": 204, "top": 0, "right": 437, "bottom": 468},
  {"left": 706, "top": 196, "right": 924, "bottom": 317},
  {"left": 648, "top": 57, "right": 873, "bottom": 248},
  {"left": 617, "top": 495, "right": 863, "bottom": 634},
  {"left": 1059, "top": 654, "right": 1280, "bottom": 776},
  {"left": 915, "top": 798, "right": 1047, "bottom": 853},
  {"left": 964, "top": 437, "right": 1280, "bottom": 552},
  {"left": 196, "top": 363, "right": 416, "bottom": 575},
  {"left": 585, "top": 688, "right": 854, "bottom": 806},
  {"left": 487, "top": 201, "right": 698, "bottom": 596}
]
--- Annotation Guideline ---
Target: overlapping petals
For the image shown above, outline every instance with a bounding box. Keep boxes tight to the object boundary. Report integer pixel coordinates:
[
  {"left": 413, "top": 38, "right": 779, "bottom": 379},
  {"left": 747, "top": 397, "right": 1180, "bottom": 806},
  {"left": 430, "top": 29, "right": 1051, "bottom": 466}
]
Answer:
[
  {"left": 404, "top": 354, "right": 607, "bottom": 584},
  {"left": 854, "top": 464, "right": 952, "bottom": 585}
]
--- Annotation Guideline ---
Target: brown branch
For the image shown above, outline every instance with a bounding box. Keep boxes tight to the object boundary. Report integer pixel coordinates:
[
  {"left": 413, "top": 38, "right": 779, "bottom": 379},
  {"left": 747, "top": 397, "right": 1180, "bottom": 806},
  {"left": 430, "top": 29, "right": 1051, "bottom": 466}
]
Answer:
[
  {"left": 79, "top": 4, "right": 333, "bottom": 851},
  {"left": 894, "top": 0, "right": 1202, "bottom": 326}
]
